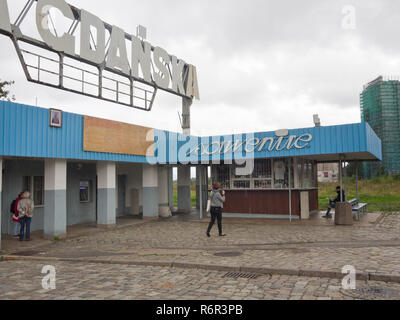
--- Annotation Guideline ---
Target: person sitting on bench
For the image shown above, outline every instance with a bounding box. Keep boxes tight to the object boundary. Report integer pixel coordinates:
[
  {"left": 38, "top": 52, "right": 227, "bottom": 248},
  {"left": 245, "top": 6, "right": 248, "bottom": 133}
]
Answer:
[{"left": 324, "top": 186, "right": 346, "bottom": 218}]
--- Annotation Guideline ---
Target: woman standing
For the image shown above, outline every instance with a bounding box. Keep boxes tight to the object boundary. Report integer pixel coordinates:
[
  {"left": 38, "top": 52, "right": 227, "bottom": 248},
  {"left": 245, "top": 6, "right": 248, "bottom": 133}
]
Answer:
[
  {"left": 206, "top": 182, "right": 226, "bottom": 237},
  {"left": 12, "top": 192, "right": 24, "bottom": 238}
]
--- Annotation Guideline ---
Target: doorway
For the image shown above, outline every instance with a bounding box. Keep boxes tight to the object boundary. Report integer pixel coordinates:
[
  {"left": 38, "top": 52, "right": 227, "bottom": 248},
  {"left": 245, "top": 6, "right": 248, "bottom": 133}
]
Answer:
[{"left": 118, "top": 175, "right": 127, "bottom": 216}]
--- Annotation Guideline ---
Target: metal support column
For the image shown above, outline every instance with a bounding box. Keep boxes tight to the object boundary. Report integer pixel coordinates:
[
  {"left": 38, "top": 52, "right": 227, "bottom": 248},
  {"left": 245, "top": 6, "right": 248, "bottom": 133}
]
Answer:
[
  {"left": 339, "top": 159, "right": 343, "bottom": 202},
  {"left": 177, "top": 97, "right": 193, "bottom": 214},
  {"left": 344, "top": 157, "right": 347, "bottom": 202},
  {"left": 199, "top": 167, "right": 203, "bottom": 220},
  {"left": 182, "top": 97, "right": 192, "bottom": 135},
  {"left": 288, "top": 159, "right": 292, "bottom": 222},
  {"left": 356, "top": 161, "right": 359, "bottom": 200}
]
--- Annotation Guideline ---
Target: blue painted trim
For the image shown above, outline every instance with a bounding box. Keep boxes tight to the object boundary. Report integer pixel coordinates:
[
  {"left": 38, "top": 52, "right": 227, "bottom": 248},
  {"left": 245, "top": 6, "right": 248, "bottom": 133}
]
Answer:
[{"left": 0, "top": 101, "right": 383, "bottom": 164}]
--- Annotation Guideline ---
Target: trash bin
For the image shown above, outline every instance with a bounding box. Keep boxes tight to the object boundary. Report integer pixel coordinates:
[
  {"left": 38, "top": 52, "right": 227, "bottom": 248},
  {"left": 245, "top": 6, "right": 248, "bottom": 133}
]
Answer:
[{"left": 334, "top": 202, "right": 353, "bottom": 226}]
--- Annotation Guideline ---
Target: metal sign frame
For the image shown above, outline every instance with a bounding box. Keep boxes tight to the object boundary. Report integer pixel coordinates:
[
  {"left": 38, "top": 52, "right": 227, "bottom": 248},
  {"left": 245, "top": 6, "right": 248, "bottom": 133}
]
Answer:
[{"left": 0, "top": 0, "right": 200, "bottom": 111}]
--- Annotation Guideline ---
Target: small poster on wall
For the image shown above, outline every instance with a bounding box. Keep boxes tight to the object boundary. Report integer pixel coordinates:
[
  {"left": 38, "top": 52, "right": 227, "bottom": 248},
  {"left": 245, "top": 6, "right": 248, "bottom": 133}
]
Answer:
[{"left": 49, "top": 109, "right": 62, "bottom": 128}]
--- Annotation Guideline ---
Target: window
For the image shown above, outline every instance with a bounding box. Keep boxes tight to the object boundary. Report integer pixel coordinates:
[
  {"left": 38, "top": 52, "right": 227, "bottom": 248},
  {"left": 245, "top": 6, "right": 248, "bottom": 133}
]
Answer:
[
  {"left": 212, "top": 159, "right": 315, "bottom": 190},
  {"left": 273, "top": 160, "right": 287, "bottom": 188},
  {"left": 252, "top": 159, "right": 272, "bottom": 179},
  {"left": 233, "top": 162, "right": 252, "bottom": 178},
  {"left": 24, "top": 176, "right": 44, "bottom": 206},
  {"left": 254, "top": 180, "right": 272, "bottom": 189},
  {"left": 303, "top": 161, "right": 315, "bottom": 188},
  {"left": 215, "top": 165, "right": 230, "bottom": 190},
  {"left": 233, "top": 180, "right": 250, "bottom": 189},
  {"left": 80, "top": 181, "right": 90, "bottom": 203}
]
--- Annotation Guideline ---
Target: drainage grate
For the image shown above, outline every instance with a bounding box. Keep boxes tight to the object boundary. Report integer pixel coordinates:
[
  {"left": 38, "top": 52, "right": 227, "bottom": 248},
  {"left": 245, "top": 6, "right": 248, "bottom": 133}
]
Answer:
[
  {"left": 214, "top": 251, "right": 243, "bottom": 257},
  {"left": 223, "top": 272, "right": 260, "bottom": 280}
]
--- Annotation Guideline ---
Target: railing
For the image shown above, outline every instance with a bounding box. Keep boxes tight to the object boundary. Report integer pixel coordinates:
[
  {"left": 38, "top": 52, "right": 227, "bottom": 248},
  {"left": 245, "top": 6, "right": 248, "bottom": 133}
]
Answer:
[{"left": 19, "top": 48, "right": 156, "bottom": 111}]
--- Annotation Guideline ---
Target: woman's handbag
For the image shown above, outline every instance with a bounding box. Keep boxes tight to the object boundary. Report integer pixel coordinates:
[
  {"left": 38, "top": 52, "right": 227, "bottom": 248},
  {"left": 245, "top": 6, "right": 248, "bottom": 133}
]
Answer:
[{"left": 206, "top": 200, "right": 211, "bottom": 213}]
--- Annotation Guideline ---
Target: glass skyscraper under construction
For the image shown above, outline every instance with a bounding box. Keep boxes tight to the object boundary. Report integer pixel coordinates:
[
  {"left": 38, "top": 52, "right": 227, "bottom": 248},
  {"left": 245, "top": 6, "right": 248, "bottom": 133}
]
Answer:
[{"left": 361, "top": 76, "right": 400, "bottom": 177}]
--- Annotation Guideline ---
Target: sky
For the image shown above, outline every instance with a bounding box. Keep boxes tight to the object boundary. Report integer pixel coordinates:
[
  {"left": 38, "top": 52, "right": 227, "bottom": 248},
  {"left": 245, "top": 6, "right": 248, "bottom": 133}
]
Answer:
[{"left": 1, "top": 0, "right": 400, "bottom": 138}]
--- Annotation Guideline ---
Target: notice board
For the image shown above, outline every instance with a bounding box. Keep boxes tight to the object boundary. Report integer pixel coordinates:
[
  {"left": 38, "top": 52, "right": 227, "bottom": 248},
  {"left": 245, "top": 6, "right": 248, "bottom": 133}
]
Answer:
[{"left": 83, "top": 116, "right": 155, "bottom": 157}]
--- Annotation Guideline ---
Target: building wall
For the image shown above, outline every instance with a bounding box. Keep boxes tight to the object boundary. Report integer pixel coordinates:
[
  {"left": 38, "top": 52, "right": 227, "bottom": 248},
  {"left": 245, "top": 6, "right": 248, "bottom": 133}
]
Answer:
[{"left": 66, "top": 163, "right": 97, "bottom": 226}]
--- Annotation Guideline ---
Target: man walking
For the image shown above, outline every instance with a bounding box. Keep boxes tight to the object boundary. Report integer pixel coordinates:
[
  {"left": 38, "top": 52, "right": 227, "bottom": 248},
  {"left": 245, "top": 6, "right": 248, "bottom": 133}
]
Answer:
[{"left": 17, "top": 191, "right": 35, "bottom": 241}]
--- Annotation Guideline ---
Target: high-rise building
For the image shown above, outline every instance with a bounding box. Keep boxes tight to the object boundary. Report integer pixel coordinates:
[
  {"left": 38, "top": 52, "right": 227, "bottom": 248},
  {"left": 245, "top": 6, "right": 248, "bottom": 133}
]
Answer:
[{"left": 361, "top": 76, "right": 400, "bottom": 177}]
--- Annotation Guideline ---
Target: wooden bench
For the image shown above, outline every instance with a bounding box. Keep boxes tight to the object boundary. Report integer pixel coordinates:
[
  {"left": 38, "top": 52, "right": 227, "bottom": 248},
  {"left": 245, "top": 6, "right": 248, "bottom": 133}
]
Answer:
[{"left": 349, "top": 199, "right": 368, "bottom": 221}]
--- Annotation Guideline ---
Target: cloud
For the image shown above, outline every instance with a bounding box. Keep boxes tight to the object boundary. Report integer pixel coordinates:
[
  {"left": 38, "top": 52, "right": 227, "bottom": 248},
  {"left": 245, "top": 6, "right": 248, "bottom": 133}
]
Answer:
[{"left": 1, "top": 0, "right": 400, "bottom": 139}]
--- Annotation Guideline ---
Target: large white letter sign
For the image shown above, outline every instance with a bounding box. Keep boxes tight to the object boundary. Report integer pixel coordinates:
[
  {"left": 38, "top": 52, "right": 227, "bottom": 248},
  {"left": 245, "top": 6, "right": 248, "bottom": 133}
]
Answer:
[
  {"left": 106, "top": 25, "right": 131, "bottom": 75},
  {"left": 0, "top": 0, "right": 200, "bottom": 110},
  {"left": 0, "top": 0, "right": 12, "bottom": 33},
  {"left": 153, "top": 46, "right": 171, "bottom": 89},
  {"left": 131, "top": 35, "right": 152, "bottom": 83},
  {"left": 171, "top": 56, "right": 185, "bottom": 94},
  {"left": 80, "top": 9, "right": 105, "bottom": 64},
  {"left": 185, "top": 65, "right": 200, "bottom": 100},
  {"left": 191, "top": 66, "right": 200, "bottom": 100},
  {"left": 36, "top": 0, "right": 76, "bottom": 55}
]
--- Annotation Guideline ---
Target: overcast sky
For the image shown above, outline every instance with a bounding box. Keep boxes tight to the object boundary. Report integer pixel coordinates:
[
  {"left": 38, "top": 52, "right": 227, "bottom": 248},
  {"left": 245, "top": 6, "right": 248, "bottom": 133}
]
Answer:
[{"left": 1, "top": 0, "right": 400, "bottom": 137}]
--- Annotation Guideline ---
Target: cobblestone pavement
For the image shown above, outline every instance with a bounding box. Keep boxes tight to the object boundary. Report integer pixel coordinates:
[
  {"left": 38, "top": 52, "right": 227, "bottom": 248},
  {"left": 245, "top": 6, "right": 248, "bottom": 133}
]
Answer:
[
  {"left": 1, "top": 260, "right": 400, "bottom": 300},
  {"left": 6, "top": 212, "right": 400, "bottom": 276},
  {"left": 1, "top": 212, "right": 400, "bottom": 300}
]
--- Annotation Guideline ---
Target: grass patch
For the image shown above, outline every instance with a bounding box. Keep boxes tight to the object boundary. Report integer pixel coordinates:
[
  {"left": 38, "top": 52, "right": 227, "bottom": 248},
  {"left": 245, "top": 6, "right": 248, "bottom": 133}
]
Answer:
[{"left": 318, "top": 176, "right": 400, "bottom": 212}]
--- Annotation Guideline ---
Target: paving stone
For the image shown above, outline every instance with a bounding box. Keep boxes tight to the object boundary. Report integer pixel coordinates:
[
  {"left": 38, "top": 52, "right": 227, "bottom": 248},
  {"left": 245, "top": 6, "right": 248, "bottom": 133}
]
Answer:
[{"left": 2, "top": 212, "right": 400, "bottom": 300}]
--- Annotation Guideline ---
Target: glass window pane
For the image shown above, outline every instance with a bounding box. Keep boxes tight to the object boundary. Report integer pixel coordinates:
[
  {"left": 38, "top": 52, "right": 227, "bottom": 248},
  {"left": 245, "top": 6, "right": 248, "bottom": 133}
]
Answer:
[
  {"left": 252, "top": 159, "right": 272, "bottom": 179},
  {"left": 254, "top": 180, "right": 272, "bottom": 189},
  {"left": 233, "top": 180, "right": 250, "bottom": 189},
  {"left": 274, "top": 159, "right": 288, "bottom": 188},
  {"left": 212, "top": 158, "right": 311, "bottom": 191},
  {"left": 33, "top": 176, "right": 44, "bottom": 206},
  {"left": 216, "top": 165, "right": 230, "bottom": 190},
  {"left": 303, "top": 161, "right": 315, "bottom": 188},
  {"left": 234, "top": 163, "right": 252, "bottom": 178}
]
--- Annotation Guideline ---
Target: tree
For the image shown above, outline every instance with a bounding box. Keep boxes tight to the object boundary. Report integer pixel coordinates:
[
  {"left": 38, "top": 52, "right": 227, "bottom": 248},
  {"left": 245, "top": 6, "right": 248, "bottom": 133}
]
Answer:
[{"left": 0, "top": 79, "right": 15, "bottom": 101}]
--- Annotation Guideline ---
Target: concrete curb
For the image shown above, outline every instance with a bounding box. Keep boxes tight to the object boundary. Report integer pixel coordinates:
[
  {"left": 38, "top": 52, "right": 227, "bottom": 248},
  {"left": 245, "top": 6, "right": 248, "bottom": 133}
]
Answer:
[
  {"left": 3, "top": 255, "right": 400, "bottom": 284},
  {"left": 369, "top": 274, "right": 400, "bottom": 283}
]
